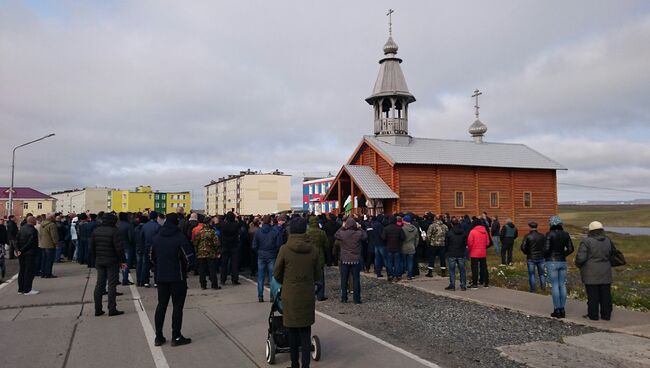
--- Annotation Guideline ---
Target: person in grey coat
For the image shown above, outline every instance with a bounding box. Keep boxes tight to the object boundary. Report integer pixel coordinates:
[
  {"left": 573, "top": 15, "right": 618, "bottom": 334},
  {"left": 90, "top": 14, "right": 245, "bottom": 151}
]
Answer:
[{"left": 575, "top": 221, "right": 614, "bottom": 321}]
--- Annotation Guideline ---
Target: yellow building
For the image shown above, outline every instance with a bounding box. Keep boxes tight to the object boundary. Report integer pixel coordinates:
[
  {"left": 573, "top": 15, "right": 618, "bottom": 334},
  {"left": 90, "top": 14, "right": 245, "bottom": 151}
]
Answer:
[
  {"left": 204, "top": 170, "right": 291, "bottom": 216},
  {"left": 165, "top": 192, "right": 191, "bottom": 213},
  {"left": 108, "top": 186, "right": 191, "bottom": 213}
]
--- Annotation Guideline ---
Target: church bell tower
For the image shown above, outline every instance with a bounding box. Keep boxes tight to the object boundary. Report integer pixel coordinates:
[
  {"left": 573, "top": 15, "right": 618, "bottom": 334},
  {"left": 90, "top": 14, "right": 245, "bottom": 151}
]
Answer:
[{"left": 365, "top": 10, "right": 415, "bottom": 141}]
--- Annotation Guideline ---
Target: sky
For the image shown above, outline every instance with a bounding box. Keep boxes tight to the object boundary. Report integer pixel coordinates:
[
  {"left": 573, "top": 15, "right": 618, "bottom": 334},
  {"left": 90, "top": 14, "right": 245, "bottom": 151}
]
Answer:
[{"left": 1, "top": 0, "right": 650, "bottom": 209}]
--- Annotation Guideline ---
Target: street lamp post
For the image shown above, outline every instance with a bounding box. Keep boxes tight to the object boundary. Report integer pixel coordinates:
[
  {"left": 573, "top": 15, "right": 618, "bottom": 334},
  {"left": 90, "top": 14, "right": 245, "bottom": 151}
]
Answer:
[{"left": 8, "top": 133, "right": 56, "bottom": 216}]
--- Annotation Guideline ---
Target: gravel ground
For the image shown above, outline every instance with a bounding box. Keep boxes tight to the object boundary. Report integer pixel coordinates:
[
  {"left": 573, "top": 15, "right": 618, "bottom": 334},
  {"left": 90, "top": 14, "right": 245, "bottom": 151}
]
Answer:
[{"left": 316, "top": 267, "right": 598, "bottom": 368}]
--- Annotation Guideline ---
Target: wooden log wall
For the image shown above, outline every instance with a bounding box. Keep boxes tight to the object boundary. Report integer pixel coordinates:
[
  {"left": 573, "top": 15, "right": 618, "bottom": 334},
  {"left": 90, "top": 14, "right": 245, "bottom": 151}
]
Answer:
[{"left": 347, "top": 143, "right": 558, "bottom": 232}]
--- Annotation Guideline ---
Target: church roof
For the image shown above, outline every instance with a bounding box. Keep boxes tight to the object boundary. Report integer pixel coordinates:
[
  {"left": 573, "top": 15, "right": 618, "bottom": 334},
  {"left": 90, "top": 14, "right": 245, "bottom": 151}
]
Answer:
[
  {"left": 365, "top": 37, "right": 415, "bottom": 105},
  {"left": 363, "top": 136, "right": 566, "bottom": 170},
  {"left": 344, "top": 165, "right": 399, "bottom": 199}
]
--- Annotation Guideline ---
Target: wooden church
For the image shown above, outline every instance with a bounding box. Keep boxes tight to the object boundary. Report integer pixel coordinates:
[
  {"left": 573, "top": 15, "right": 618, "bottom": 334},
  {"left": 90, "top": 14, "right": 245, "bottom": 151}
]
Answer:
[{"left": 324, "top": 31, "right": 566, "bottom": 231}]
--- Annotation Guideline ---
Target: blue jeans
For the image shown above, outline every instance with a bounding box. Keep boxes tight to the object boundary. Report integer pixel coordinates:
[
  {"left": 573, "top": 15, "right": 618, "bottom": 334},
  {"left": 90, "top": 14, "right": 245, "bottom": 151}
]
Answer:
[
  {"left": 55, "top": 241, "right": 65, "bottom": 263},
  {"left": 340, "top": 263, "right": 361, "bottom": 303},
  {"left": 527, "top": 259, "right": 546, "bottom": 292},
  {"left": 77, "top": 239, "right": 87, "bottom": 264},
  {"left": 136, "top": 249, "right": 151, "bottom": 285},
  {"left": 257, "top": 258, "right": 275, "bottom": 299},
  {"left": 547, "top": 261, "right": 567, "bottom": 309},
  {"left": 122, "top": 247, "right": 133, "bottom": 284},
  {"left": 40, "top": 248, "right": 56, "bottom": 276},
  {"left": 402, "top": 254, "right": 414, "bottom": 278},
  {"left": 492, "top": 236, "right": 501, "bottom": 255},
  {"left": 385, "top": 251, "right": 402, "bottom": 278},
  {"left": 374, "top": 245, "right": 386, "bottom": 276},
  {"left": 448, "top": 257, "right": 466, "bottom": 288}
]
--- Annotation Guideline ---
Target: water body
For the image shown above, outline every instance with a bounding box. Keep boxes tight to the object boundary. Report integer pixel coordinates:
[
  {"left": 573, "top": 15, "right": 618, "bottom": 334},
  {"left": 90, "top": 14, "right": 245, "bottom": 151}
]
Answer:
[{"left": 607, "top": 227, "right": 650, "bottom": 236}]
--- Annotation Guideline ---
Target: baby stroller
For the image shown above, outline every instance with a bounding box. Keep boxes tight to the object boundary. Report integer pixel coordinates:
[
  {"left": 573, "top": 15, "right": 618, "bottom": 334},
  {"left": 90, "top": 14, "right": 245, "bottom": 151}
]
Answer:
[{"left": 265, "top": 277, "right": 321, "bottom": 364}]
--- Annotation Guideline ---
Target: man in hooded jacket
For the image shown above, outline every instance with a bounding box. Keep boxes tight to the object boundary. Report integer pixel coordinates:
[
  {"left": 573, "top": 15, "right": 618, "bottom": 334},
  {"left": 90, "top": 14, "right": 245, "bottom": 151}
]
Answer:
[
  {"left": 91, "top": 213, "right": 126, "bottom": 316},
  {"left": 273, "top": 217, "right": 320, "bottom": 368},
  {"left": 151, "top": 213, "right": 196, "bottom": 347},
  {"left": 306, "top": 216, "right": 329, "bottom": 301},
  {"left": 335, "top": 217, "right": 367, "bottom": 303}
]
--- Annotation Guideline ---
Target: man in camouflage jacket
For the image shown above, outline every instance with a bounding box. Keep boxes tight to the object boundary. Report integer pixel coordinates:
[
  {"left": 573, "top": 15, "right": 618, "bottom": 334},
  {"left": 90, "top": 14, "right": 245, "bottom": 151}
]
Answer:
[
  {"left": 426, "top": 215, "right": 448, "bottom": 277},
  {"left": 193, "top": 218, "right": 221, "bottom": 290}
]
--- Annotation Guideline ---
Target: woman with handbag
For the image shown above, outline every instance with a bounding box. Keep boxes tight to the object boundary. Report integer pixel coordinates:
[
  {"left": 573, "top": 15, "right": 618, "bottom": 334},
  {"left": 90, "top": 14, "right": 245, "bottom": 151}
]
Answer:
[{"left": 575, "top": 221, "right": 620, "bottom": 321}]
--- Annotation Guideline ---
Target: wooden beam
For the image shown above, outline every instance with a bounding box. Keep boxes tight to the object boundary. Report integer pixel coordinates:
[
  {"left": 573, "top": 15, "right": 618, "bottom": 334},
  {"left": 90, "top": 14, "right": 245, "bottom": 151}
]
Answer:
[
  {"left": 475, "top": 168, "right": 479, "bottom": 215},
  {"left": 350, "top": 180, "right": 355, "bottom": 210},
  {"left": 337, "top": 181, "right": 342, "bottom": 211},
  {"left": 436, "top": 166, "right": 441, "bottom": 214},
  {"left": 510, "top": 170, "right": 516, "bottom": 221}
]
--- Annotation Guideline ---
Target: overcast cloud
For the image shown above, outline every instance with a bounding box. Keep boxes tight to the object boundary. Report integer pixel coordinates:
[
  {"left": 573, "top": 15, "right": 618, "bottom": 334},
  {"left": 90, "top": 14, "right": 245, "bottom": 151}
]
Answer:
[{"left": 1, "top": 0, "right": 649, "bottom": 208}]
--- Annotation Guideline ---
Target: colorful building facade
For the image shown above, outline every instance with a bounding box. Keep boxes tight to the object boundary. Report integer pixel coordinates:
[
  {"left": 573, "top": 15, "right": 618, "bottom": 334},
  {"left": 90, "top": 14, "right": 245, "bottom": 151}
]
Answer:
[
  {"left": 302, "top": 177, "right": 337, "bottom": 214},
  {"left": 108, "top": 186, "right": 190, "bottom": 213}
]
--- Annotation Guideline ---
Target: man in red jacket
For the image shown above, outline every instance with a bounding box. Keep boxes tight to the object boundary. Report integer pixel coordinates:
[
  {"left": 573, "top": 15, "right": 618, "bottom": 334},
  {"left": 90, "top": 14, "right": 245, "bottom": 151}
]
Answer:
[{"left": 467, "top": 218, "right": 492, "bottom": 289}]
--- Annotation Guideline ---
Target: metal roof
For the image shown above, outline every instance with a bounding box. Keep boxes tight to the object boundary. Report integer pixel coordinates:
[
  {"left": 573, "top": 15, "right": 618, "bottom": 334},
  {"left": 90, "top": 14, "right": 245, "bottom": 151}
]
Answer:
[
  {"left": 365, "top": 37, "right": 415, "bottom": 104},
  {"left": 344, "top": 165, "right": 399, "bottom": 199},
  {"left": 0, "top": 187, "right": 54, "bottom": 200},
  {"left": 364, "top": 136, "right": 566, "bottom": 170}
]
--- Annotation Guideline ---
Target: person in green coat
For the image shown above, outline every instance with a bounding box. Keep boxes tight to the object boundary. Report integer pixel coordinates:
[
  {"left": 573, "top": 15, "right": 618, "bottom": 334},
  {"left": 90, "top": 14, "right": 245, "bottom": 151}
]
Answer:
[
  {"left": 306, "top": 216, "right": 329, "bottom": 301},
  {"left": 273, "top": 217, "right": 320, "bottom": 368}
]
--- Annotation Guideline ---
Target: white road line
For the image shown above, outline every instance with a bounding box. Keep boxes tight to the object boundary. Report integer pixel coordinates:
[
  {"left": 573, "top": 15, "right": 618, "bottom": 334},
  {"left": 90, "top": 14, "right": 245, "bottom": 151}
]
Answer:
[
  {"left": 0, "top": 273, "right": 19, "bottom": 292},
  {"left": 129, "top": 284, "right": 170, "bottom": 368},
  {"left": 241, "top": 276, "right": 441, "bottom": 368},
  {"left": 315, "top": 310, "right": 441, "bottom": 368}
]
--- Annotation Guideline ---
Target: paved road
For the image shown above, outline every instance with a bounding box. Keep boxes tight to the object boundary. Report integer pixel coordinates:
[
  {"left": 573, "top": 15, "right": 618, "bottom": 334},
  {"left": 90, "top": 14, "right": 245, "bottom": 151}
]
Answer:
[{"left": 0, "top": 262, "right": 439, "bottom": 368}]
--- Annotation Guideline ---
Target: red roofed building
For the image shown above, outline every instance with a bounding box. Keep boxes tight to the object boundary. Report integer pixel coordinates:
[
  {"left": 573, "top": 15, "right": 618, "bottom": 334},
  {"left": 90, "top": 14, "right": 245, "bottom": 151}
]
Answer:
[{"left": 0, "top": 187, "right": 56, "bottom": 218}]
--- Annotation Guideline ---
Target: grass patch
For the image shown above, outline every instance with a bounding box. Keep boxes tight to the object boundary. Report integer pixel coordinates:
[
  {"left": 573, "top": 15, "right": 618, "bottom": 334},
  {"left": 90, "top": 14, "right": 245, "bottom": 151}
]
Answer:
[
  {"left": 487, "top": 223, "right": 650, "bottom": 312},
  {"left": 559, "top": 204, "right": 650, "bottom": 228}
]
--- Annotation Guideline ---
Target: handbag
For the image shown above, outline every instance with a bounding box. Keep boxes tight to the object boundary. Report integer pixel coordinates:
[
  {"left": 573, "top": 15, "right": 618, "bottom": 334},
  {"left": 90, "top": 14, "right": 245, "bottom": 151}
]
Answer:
[{"left": 610, "top": 243, "right": 626, "bottom": 267}]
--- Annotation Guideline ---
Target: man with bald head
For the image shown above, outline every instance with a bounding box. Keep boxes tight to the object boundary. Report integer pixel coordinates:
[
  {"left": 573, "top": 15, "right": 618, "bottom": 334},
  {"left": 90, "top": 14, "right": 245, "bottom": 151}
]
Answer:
[{"left": 16, "top": 216, "right": 40, "bottom": 295}]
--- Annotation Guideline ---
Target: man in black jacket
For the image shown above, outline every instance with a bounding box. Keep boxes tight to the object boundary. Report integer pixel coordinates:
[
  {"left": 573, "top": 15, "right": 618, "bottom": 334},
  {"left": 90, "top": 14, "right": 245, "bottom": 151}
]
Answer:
[
  {"left": 381, "top": 216, "right": 405, "bottom": 282},
  {"left": 445, "top": 218, "right": 468, "bottom": 291},
  {"left": 520, "top": 222, "right": 546, "bottom": 293},
  {"left": 220, "top": 212, "right": 241, "bottom": 285},
  {"left": 152, "top": 213, "right": 195, "bottom": 347},
  {"left": 117, "top": 212, "right": 134, "bottom": 285},
  {"left": 16, "top": 216, "right": 39, "bottom": 295},
  {"left": 91, "top": 213, "right": 126, "bottom": 316},
  {"left": 6, "top": 215, "right": 19, "bottom": 259},
  {"left": 0, "top": 217, "right": 7, "bottom": 255}
]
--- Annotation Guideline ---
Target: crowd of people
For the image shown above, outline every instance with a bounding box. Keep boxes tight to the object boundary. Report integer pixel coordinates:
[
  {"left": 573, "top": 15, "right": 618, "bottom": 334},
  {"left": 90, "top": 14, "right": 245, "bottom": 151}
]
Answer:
[{"left": 1, "top": 207, "right": 620, "bottom": 365}]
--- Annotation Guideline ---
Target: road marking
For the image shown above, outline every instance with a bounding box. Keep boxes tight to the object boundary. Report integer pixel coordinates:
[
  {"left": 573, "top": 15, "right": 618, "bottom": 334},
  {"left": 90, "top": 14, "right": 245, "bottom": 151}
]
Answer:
[
  {"left": 129, "top": 284, "right": 170, "bottom": 368},
  {"left": 0, "top": 273, "right": 19, "bottom": 292},
  {"left": 315, "top": 311, "right": 441, "bottom": 368},
  {"left": 241, "top": 276, "right": 440, "bottom": 368}
]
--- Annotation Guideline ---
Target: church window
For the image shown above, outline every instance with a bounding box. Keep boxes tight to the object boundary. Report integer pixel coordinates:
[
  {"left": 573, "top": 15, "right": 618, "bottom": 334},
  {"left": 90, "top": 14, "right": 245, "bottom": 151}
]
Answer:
[
  {"left": 23, "top": 202, "right": 29, "bottom": 209},
  {"left": 490, "top": 192, "right": 499, "bottom": 208},
  {"left": 523, "top": 192, "right": 532, "bottom": 208},
  {"left": 455, "top": 192, "right": 464, "bottom": 208},
  {"left": 38, "top": 202, "right": 43, "bottom": 210}
]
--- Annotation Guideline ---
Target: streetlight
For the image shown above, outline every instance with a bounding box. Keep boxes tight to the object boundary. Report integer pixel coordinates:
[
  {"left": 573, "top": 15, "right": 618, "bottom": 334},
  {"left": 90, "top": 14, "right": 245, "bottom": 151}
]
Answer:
[{"left": 7, "top": 133, "right": 56, "bottom": 216}]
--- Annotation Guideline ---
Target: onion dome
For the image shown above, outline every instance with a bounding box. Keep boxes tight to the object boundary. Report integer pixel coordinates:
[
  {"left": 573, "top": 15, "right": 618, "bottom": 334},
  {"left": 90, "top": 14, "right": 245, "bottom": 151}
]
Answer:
[
  {"left": 383, "top": 36, "right": 399, "bottom": 55},
  {"left": 469, "top": 119, "right": 488, "bottom": 143}
]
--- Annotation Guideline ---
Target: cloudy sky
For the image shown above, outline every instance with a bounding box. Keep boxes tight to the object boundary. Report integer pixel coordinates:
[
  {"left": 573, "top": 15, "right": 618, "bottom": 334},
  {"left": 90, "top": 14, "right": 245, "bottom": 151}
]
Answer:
[{"left": 1, "top": 0, "right": 649, "bottom": 208}]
